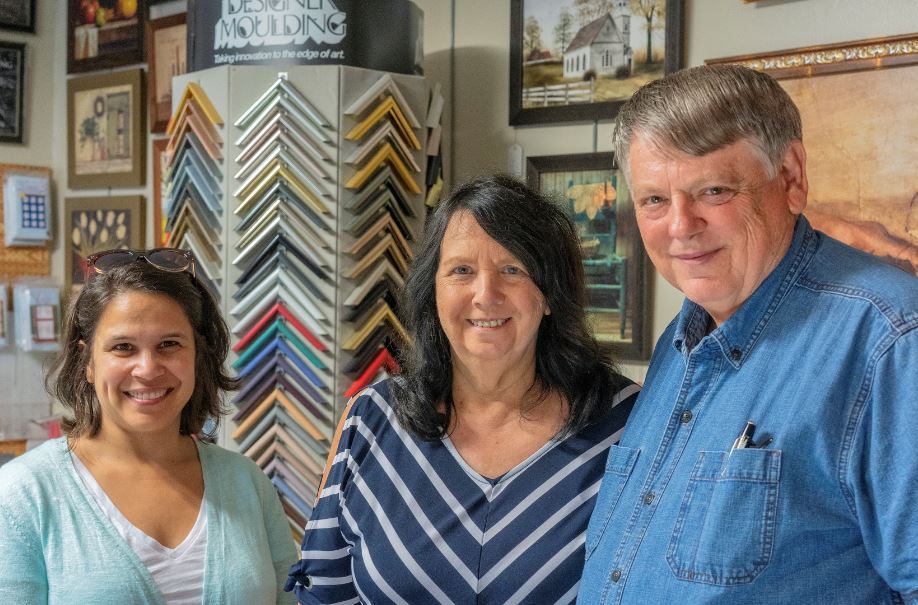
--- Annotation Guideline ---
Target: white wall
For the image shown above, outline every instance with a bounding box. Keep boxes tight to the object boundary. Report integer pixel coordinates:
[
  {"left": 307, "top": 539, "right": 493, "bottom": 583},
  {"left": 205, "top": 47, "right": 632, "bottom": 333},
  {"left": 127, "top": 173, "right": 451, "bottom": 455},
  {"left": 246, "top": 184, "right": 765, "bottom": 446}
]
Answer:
[{"left": 412, "top": 0, "right": 918, "bottom": 381}]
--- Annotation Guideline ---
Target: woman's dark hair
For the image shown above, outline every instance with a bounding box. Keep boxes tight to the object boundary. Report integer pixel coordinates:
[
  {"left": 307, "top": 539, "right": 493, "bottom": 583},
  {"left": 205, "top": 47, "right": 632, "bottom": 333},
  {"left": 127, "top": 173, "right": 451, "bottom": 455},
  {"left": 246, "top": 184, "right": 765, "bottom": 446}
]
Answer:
[
  {"left": 393, "top": 174, "right": 630, "bottom": 440},
  {"left": 46, "top": 260, "right": 238, "bottom": 439}
]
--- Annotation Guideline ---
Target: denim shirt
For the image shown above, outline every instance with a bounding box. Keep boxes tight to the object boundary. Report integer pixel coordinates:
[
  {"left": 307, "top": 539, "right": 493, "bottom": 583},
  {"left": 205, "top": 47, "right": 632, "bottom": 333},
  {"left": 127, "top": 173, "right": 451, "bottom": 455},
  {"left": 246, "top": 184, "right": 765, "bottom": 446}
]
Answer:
[{"left": 579, "top": 218, "right": 918, "bottom": 604}]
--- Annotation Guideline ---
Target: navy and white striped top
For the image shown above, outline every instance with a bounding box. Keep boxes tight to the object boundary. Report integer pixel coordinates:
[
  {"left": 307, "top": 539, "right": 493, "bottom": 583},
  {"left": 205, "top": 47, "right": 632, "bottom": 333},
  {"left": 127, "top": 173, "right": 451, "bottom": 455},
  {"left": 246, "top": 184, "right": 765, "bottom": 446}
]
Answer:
[{"left": 286, "top": 378, "right": 639, "bottom": 604}]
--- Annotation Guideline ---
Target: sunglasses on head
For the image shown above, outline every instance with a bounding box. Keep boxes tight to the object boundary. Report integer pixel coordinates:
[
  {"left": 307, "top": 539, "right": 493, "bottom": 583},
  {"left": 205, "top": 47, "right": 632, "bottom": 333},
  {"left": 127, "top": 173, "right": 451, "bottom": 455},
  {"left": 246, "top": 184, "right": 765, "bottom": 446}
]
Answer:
[{"left": 85, "top": 248, "right": 196, "bottom": 279}]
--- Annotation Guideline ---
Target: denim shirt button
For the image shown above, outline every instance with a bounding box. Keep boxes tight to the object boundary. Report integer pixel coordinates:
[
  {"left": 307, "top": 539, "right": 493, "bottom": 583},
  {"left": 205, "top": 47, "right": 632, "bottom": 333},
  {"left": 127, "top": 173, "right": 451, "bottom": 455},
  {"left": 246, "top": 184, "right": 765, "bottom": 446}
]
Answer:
[
  {"left": 731, "top": 348, "right": 742, "bottom": 361},
  {"left": 611, "top": 569, "right": 622, "bottom": 583},
  {"left": 643, "top": 491, "right": 655, "bottom": 505},
  {"left": 680, "top": 410, "right": 693, "bottom": 423}
]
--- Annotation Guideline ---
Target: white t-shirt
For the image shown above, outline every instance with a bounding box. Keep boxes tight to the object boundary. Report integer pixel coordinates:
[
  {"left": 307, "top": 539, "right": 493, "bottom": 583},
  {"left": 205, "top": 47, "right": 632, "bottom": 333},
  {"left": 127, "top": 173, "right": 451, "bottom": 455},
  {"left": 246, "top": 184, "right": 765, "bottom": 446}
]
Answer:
[{"left": 72, "top": 453, "right": 207, "bottom": 605}]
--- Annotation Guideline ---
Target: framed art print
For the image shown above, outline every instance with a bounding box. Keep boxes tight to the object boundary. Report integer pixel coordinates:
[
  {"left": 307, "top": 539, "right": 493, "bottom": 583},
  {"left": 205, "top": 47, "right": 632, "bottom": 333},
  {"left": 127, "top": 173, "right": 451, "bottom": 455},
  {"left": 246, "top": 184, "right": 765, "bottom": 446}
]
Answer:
[
  {"left": 68, "top": 0, "right": 146, "bottom": 73},
  {"left": 147, "top": 12, "right": 187, "bottom": 133},
  {"left": 527, "top": 152, "right": 652, "bottom": 360},
  {"left": 0, "top": 0, "right": 35, "bottom": 33},
  {"left": 0, "top": 41, "right": 25, "bottom": 143},
  {"left": 708, "top": 33, "right": 918, "bottom": 277},
  {"left": 510, "top": 0, "right": 683, "bottom": 126},
  {"left": 67, "top": 69, "right": 145, "bottom": 188},
  {"left": 64, "top": 195, "right": 144, "bottom": 298}
]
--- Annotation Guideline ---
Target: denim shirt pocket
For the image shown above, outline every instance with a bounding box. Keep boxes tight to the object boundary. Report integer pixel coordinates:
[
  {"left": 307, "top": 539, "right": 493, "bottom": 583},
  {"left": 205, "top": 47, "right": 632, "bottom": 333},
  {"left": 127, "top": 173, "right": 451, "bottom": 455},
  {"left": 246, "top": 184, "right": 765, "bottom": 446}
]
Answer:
[
  {"left": 666, "top": 448, "right": 782, "bottom": 585},
  {"left": 585, "top": 444, "right": 640, "bottom": 560}
]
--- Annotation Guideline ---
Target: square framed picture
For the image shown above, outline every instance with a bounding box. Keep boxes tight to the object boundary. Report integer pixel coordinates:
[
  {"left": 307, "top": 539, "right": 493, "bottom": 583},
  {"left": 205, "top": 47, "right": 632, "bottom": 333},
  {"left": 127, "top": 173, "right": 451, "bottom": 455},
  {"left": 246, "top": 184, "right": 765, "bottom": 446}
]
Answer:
[
  {"left": 510, "top": 0, "right": 683, "bottom": 126},
  {"left": 64, "top": 195, "right": 144, "bottom": 298},
  {"left": 528, "top": 152, "right": 652, "bottom": 360},
  {"left": 67, "top": 69, "right": 145, "bottom": 188},
  {"left": 0, "top": 41, "right": 25, "bottom": 143},
  {"left": 147, "top": 12, "right": 187, "bottom": 133},
  {"left": 0, "top": 0, "right": 35, "bottom": 33},
  {"left": 68, "top": 0, "right": 146, "bottom": 73}
]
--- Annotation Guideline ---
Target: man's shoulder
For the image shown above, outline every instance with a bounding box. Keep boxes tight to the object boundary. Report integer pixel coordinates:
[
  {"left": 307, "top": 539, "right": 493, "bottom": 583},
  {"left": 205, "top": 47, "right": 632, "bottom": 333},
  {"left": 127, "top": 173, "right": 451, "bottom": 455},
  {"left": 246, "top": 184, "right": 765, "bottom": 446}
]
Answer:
[{"left": 803, "top": 232, "right": 918, "bottom": 322}]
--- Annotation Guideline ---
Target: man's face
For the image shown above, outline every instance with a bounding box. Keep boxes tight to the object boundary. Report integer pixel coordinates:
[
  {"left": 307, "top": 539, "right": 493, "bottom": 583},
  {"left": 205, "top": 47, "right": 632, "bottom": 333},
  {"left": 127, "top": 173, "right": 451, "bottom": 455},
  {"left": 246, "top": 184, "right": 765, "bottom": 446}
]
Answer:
[{"left": 629, "top": 136, "right": 807, "bottom": 326}]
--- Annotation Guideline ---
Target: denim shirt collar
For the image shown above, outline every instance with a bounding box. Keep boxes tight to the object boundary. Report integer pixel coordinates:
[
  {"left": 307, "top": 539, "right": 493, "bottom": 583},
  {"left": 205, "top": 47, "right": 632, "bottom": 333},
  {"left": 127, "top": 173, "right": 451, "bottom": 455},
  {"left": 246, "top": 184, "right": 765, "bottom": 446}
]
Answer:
[{"left": 672, "top": 215, "right": 818, "bottom": 366}]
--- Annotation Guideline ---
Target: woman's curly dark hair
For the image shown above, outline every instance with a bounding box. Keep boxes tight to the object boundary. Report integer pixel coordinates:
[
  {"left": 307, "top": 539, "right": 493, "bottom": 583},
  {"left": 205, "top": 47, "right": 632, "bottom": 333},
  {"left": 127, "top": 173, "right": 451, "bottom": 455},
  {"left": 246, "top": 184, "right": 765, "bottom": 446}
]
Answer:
[
  {"left": 46, "top": 259, "right": 238, "bottom": 439},
  {"left": 393, "top": 174, "right": 630, "bottom": 440}
]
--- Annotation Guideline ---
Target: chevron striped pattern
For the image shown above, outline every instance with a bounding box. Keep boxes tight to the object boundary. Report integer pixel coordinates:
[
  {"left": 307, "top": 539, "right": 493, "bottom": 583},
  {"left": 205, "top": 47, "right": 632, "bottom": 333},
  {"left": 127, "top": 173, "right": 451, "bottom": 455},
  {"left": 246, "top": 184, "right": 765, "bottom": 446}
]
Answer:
[
  {"left": 339, "top": 73, "right": 425, "bottom": 398},
  {"left": 162, "top": 82, "right": 225, "bottom": 302},
  {"left": 287, "top": 380, "right": 641, "bottom": 604},
  {"left": 229, "top": 76, "right": 339, "bottom": 539}
]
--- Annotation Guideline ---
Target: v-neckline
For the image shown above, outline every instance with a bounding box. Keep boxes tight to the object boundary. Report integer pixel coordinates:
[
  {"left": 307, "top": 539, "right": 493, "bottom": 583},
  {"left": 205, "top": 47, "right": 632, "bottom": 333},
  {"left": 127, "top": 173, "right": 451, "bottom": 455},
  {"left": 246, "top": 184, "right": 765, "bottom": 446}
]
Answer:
[{"left": 440, "top": 433, "right": 565, "bottom": 497}]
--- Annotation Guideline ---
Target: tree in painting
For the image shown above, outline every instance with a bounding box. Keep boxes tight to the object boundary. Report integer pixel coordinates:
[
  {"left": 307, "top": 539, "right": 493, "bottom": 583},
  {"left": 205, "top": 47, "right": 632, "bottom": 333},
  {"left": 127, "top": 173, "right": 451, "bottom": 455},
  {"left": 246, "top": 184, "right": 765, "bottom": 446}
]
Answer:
[
  {"left": 573, "top": 0, "right": 617, "bottom": 27},
  {"left": 523, "top": 15, "right": 544, "bottom": 56},
  {"left": 554, "top": 8, "right": 575, "bottom": 55},
  {"left": 630, "top": 0, "right": 665, "bottom": 64}
]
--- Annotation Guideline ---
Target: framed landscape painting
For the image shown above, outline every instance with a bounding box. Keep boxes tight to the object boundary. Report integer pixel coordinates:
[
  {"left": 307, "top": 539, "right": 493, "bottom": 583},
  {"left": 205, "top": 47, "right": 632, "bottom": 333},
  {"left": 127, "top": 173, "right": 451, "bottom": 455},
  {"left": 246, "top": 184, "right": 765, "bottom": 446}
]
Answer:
[
  {"left": 708, "top": 33, "right": 918, "bottom": 277},
  {"left": 527, "top": 152, "right": 652, "bottom": 360},
  {"left": 67, "top": 69, "right": 145, "bottom": 188},
  {"left": 510, "top": 0, "right": 683, "bottom": 126}
]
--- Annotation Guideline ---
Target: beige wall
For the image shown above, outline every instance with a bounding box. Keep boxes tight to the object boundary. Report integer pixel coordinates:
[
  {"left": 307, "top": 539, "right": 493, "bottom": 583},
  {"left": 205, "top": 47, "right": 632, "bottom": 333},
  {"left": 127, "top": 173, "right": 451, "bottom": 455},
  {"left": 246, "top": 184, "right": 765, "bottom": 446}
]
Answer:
[
  {"left": 0, "top": 1, "right": 916, "bottom": 430},
  {"left": 413, "top": 0, "right": 918, "bottom": 380}
]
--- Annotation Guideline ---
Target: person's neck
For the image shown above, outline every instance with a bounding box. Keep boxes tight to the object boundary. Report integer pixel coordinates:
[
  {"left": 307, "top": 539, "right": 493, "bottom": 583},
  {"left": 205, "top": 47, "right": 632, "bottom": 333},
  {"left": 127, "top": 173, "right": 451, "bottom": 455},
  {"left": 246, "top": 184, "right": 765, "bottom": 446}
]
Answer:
[
  {"left": 450, "top": 358, "right": 542, "bottom": 428},
  {"left": 73, "top": 423, "right": 195, "bottom": 468}
]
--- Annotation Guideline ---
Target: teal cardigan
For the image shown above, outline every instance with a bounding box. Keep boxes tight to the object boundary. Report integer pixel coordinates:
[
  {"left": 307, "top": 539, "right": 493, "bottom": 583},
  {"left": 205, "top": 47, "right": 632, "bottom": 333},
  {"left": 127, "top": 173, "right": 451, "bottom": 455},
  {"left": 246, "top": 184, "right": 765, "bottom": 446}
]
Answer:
[{"left": 0, "top": 437, "right": 298, "bottom": 604}]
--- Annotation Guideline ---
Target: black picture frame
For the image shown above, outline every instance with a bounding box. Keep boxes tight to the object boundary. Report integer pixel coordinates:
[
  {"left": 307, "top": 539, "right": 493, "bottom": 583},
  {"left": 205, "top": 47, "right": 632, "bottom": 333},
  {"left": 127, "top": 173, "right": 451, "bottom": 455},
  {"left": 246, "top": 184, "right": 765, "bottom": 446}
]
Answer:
[
  {"left": 67, "top": 0, "right": 147, "bottom": 74},
  {"left": 0, "top": 0, "right": 35, "bottom": 33},
  {"left": 510, "top": 0, "right": 683, "bottom": 126},
  {"left": 527, "top": 152, "right": 652, "bottom": 361},
  {"left": 0, "top": 41, "right": 25, "bottom": 143}
]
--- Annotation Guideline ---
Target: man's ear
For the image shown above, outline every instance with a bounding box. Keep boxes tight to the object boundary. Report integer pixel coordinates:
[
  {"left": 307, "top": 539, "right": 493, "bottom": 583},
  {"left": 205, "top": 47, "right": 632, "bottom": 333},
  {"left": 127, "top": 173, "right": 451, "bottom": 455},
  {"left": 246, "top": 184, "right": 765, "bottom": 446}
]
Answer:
[{"left": 780, "top": 139, "right": 808, "bottom": 215}]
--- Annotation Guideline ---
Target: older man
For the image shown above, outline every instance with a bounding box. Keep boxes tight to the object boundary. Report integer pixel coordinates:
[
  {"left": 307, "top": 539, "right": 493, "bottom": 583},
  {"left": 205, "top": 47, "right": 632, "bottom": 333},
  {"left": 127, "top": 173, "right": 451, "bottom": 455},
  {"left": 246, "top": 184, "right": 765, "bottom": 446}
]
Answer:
[{"left": 578, "top": 65, "right": 918, "bottom": 603}]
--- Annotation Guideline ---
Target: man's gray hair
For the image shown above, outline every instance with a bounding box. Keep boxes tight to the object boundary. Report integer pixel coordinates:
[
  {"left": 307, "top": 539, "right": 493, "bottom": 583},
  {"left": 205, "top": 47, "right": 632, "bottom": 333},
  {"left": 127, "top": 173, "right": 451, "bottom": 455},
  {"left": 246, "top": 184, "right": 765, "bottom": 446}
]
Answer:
[{"left": 613, "top": 64, "right": 802, "bottom": 180}]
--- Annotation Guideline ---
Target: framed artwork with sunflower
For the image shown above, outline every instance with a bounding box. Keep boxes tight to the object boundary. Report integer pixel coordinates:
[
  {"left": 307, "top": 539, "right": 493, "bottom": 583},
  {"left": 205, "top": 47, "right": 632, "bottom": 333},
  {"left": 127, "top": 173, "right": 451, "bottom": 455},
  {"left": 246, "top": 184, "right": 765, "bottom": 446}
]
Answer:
[
  {"left": 64, "top": 195, "right": 144, "bottom": 299},
  {"left": 527, "top": 152, "right": 651, "bottom": 360}
]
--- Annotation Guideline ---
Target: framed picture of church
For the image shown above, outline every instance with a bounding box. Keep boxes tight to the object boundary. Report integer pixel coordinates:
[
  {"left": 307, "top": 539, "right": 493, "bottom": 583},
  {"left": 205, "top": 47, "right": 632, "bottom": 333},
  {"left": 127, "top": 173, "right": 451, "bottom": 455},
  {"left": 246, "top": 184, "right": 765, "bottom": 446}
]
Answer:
[
  {"left": 510, "top": 0, "right": 684, "bottom": 126},
  {"left": 527, "top": 152, "right": 652, "bottom": 360}
]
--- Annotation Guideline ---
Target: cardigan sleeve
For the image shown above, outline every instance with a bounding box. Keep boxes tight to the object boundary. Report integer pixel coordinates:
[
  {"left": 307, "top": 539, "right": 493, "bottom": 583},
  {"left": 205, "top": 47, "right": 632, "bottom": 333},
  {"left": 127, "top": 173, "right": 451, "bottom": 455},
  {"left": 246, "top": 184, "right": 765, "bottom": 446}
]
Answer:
[
  {"left": 255, "top": 466, "right": 299, "bottom": 605},
  {"left": 0, "top": 471, "right": 49, "bottom": 604}
]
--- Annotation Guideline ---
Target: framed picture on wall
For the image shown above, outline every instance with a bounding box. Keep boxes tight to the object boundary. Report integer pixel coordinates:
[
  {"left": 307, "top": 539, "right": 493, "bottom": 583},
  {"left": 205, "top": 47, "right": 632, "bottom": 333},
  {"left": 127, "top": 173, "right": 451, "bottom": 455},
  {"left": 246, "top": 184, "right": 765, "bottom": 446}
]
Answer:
[
  {"left": 0, "top": 0, "right": 35, "bottom": 33},
  {"left": 527, "top": 152, "right": 652, "bottom": 360},
  {"left": 510, "top": 0, "right": 684, "bottom": 126},
  {"left": 0, "top": 41, "right": 24, "bottom": 143},
  {"left": 67, "top": 69, "right": 145, "bottom": 188},
  {"left": 707, "top": 33, "right": 918, "bottom": 277},
  {"left": 67, "top": 0, "right": 146, "bottom": 73},
  {"left": 147, "top": 12, "right": 187, "bottom": 133},
  {"left": 64, "top": 195, "right": 144, "bottom": 298}
]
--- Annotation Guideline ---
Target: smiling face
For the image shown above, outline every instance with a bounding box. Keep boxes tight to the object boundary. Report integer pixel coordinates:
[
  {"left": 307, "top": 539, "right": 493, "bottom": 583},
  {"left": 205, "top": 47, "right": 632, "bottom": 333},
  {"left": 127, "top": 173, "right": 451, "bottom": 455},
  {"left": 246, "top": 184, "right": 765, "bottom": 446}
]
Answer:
[
  {"left": 435, "top": 210, "right": 549, "bottom": 375},
  {"left": 85, "top": 290, "right": 197, "bottom": 439},
  {"left": 629, "top": 136, "right": 807, "bottom": 326}
]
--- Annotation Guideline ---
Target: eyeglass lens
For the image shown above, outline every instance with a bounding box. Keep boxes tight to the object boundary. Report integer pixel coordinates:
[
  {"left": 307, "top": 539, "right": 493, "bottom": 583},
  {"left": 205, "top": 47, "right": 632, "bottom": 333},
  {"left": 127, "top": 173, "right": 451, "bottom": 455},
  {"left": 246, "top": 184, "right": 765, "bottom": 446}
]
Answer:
[{"left": 91, "top": 249, "right": 191, "bottom": 273}]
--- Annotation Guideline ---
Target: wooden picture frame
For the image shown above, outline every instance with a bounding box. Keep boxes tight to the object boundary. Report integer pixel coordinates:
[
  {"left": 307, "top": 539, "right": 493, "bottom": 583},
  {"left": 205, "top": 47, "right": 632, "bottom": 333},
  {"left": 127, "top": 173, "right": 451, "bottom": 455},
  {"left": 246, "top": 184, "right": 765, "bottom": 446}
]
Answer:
[
  {"left": 151, "top": 137, "right": 168, "bottom": 246},
  {"left": 147, "top": 12, "right": 187, "bottom": 133},
  {"left": 67, "top": 0, "right": 146, "bottom": 74},
  {"left": 67, "top": 69, "right": 145, "bottom": 189},
  {"left": 64, "top": 195, "right": 145, "bottom": 298},
  {"left": 527, "top": 152, "right": 652, "bottom": 360},
  {"left": 707, "top": 33, "right": 918, "bottom": 277},
  {"left": 0, "top": 0, "right": 35, "bottom": 33},
  {"left": 0, "top": 41, "right": 24, "bottom": 143},
  {"left": 510, "top": 0, "right": 683, "bottom": 126}
]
